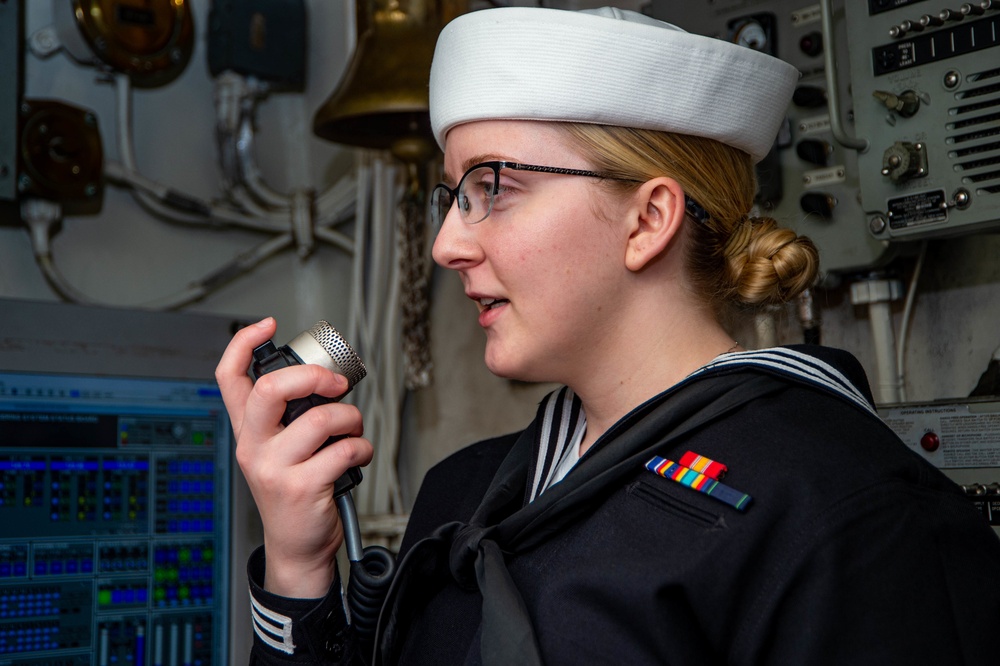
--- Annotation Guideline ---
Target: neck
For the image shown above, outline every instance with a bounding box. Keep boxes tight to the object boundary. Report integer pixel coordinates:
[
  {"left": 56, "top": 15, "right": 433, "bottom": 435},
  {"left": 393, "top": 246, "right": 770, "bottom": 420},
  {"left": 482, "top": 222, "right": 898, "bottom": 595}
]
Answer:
[{"left": 572, "top": 312, "right": 737, "bottom": 457}]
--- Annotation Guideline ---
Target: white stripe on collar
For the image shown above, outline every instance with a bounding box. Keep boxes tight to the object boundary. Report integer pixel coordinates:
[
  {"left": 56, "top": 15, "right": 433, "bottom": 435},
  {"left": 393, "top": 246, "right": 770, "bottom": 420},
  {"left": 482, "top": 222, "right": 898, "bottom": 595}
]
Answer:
[
  {"left": 530, "top": 387, "right": 586, "bottom": 502},
  {"left": 692, "top": 348, "right": 876, "bottom": 417}
]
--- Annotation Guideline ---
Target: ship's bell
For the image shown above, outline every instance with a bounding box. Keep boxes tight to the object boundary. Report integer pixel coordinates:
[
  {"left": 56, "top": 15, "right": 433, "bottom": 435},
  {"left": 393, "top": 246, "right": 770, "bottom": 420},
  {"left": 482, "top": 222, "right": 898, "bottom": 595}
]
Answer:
[{"left": 312, "top": 0, "right": 463, "bottom": 163}]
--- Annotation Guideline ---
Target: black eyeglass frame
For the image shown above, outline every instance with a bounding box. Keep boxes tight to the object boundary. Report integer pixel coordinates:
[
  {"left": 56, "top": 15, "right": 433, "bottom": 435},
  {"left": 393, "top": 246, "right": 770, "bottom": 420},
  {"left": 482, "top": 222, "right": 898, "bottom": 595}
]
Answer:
[{"left": 431, "top": 160, "right": 710, "bottom": 226}]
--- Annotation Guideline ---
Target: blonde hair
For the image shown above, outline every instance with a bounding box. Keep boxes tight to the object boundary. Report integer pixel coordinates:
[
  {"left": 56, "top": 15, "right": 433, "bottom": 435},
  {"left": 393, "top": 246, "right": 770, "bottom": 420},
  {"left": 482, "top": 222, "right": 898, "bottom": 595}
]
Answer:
[{"left": 559, "top": 124, "right": 818, "bottom": 315}]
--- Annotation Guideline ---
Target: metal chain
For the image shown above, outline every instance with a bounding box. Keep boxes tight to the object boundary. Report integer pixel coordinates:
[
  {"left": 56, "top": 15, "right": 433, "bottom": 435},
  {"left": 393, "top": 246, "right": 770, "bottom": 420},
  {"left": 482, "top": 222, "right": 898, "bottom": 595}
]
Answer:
[{"left": 398, "top": 171, "right": 433, "bottom": 390}]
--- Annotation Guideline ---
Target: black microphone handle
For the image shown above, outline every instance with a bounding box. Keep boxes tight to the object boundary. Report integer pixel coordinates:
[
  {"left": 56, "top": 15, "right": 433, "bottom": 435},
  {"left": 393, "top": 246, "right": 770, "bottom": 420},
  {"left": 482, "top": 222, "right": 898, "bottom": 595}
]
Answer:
[{"left": 250, "top": 321, "right": 396, "bottom": 650}]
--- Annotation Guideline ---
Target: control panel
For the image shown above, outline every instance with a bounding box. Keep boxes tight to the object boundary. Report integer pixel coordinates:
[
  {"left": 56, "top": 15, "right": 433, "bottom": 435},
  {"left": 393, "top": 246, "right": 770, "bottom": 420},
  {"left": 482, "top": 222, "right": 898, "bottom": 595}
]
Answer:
[
  {"left": 880, "top": 398, "right": 1000, "bottom": 536},
  {"left": 0, "top": 372, "right": 233, "bottom": 665},
  {"left": 648, "top": 0, "right": 893, "bottom": 282},
  {"left": 845, "top": 0, "right": 1000, "bottom": 240}
]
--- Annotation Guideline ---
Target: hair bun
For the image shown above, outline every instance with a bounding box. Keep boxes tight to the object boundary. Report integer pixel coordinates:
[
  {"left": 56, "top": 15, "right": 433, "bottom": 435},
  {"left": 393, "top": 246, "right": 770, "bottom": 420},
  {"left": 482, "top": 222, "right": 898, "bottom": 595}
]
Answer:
[{"left": 726, "top": 217, "right": 818, "bottom": 305}]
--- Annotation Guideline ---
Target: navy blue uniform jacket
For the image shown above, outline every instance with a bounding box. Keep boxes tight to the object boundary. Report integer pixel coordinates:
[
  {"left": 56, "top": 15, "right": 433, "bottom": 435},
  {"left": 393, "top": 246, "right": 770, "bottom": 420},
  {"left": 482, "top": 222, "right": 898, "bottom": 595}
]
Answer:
[{"left": 249, "top": 346, "right": 1000, "bottom": 665}]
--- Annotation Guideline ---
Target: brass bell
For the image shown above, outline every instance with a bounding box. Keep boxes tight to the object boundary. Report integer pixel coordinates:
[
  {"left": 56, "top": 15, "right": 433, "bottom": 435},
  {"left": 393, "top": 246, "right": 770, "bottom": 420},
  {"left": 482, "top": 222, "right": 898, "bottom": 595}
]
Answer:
[{"left": 313, "top": 0, "right": 464, "bottom": 163}]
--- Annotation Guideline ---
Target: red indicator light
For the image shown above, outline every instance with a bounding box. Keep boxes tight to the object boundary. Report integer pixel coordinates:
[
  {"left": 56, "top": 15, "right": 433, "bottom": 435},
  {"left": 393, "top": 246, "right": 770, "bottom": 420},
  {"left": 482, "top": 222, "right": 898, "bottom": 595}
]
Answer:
[{"left": 920, "top": 432, "right": 940, "bottom": 452}]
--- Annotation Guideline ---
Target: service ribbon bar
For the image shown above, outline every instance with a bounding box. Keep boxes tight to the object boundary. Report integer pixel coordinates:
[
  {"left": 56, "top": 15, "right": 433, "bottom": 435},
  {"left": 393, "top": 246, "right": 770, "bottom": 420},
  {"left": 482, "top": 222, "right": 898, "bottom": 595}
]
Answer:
[
  {"left": 645, "top": 456, "right": 752, "bottom": 512},
  {"left": 678, "top": 451, "right": 727, "bottom": 480}
]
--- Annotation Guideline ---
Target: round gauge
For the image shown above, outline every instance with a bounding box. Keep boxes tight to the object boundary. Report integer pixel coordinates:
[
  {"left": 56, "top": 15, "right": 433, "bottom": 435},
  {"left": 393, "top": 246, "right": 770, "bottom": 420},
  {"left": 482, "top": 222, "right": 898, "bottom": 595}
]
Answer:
[
  {"left": 733, "top": 20, "right": 769, "bottom": 52},
  {"left": 70, "top": 0, "right": 194, "bottom": 86},
  {"left": 20, "top": 100, "right": 104, "bottom": 202}
]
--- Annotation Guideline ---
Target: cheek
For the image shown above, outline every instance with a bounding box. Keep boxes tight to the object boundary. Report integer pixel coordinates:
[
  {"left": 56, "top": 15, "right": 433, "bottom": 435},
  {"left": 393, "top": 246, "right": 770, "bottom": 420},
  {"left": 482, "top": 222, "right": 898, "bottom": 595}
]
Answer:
[
  {"left": 495, "top": 200, "right": 623, "bottom": 278},
  {"left": 506, "top": 239, "right": 568, "bottom": 280}
]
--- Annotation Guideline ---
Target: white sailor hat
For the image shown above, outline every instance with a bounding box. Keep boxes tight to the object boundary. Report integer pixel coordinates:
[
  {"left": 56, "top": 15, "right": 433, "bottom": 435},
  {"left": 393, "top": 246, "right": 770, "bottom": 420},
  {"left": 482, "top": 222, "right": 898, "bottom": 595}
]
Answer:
[{"left": 429, "top": 6, "right": 800, "bottom": 163}]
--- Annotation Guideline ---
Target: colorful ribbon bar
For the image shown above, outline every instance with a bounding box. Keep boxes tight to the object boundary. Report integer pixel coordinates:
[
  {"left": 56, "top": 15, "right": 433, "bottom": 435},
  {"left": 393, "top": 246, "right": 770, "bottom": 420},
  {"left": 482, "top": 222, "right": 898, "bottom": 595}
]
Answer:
[
  {"left": 645, "top": 455, "right": 752, "bottom": 512},
  {"left": 678, "top": 451, "right": 727, "bottom": 480}
]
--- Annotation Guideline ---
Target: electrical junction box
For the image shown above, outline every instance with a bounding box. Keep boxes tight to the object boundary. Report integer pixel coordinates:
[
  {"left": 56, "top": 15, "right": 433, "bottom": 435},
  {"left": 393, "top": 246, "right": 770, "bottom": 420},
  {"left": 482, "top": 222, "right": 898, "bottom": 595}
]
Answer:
[
  {"left": 207, "top": 0, "right": 307, "bottom": 89},
  {"left": 1, "top": 0, "right": 23, "bottom": 225},
  {"left": 880, "top": 398, "right": 1000, "bottom": 538}
]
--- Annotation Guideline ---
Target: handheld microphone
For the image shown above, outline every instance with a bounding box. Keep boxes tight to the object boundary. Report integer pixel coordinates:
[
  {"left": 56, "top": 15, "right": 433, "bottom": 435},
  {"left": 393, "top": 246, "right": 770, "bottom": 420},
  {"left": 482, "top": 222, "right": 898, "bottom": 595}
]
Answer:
[
  {"left": 249, "top": 320, "right": 366, "bottom": 497},
  {"left": 248, "top": 320, "right": 396, "bottom": 649}
]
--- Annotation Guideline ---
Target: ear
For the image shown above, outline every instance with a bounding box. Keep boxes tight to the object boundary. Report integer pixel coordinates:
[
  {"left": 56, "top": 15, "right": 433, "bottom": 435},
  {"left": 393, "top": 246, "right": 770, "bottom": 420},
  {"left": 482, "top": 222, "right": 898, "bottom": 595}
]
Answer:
[{"left": 624, "top": 177, "right": 688, "bottom": 272}]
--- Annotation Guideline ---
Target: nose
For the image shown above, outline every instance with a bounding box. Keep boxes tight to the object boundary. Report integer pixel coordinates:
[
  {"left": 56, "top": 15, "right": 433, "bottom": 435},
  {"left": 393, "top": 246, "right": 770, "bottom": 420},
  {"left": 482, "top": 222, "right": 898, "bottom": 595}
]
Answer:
[{"left": 432, "top": 203, "right": 483, "bottom": 270}]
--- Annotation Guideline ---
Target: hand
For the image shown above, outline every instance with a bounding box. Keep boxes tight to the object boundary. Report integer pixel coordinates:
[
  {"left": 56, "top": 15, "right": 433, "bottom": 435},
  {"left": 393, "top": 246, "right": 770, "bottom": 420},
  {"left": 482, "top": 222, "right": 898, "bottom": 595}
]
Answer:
[{"left": 215, "top": 317, "right": 373, "bottom": 598}]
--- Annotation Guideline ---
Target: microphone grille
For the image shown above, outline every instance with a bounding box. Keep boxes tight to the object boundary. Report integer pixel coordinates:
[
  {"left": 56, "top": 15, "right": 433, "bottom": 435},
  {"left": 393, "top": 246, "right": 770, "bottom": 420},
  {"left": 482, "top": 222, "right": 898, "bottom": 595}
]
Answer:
[{"left": 307, "top": 321, "right": 367, "bottom": 388}]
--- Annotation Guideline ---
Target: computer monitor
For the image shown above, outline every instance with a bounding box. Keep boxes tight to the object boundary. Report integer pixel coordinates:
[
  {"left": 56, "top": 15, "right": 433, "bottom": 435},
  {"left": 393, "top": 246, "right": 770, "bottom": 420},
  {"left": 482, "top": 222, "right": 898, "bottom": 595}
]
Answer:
[{"left": 0, "top": 298, "right": 259, "bottom": 665}]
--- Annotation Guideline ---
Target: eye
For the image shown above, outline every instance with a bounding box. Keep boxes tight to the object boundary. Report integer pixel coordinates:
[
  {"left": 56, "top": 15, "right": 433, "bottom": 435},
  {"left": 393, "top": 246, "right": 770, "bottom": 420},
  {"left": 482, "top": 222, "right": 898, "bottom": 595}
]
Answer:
[
  {"left": 489, "top": 179, "right": 519, "bottom": 211},
  {"left": 469, "top": 172, "right": 497, "bottom": 199}
]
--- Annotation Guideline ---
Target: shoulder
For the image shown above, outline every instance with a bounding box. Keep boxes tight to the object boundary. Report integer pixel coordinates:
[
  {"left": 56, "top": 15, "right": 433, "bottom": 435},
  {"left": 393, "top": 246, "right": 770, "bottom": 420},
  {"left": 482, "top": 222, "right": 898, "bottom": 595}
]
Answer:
[
  {"left": 784, "top": 343, "right": 875, "bottom": 404},
  {"left": 399, "top": 432, "right": 521, "bottom": 555},
  {"left": 681, "top": 344, "right": 965, "bottom": 524}
]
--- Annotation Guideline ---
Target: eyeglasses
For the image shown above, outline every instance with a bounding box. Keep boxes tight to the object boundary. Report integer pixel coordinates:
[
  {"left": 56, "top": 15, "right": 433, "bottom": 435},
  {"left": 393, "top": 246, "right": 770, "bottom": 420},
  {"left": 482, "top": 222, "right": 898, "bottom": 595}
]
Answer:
[
  {"left": 430, "top": 161, "right": 635, "bottom": 227},
  {"left": 431, "top": 160, "right": 710, "bottom": 226}
]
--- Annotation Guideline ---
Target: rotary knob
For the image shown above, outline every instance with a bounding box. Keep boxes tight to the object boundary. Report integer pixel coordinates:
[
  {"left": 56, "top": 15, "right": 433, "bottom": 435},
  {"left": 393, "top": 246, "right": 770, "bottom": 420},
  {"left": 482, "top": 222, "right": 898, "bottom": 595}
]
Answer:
[{"left": 881, "top": 142, "right": 928, "bottom": 183}]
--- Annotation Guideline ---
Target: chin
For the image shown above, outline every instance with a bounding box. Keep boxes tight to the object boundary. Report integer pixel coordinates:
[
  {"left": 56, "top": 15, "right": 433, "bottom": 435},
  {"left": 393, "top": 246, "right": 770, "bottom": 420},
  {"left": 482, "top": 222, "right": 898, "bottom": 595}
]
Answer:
[
  {"left": 484, "top": 351, "right": 531, "bottom": 383},
  {"left": 484, "top": 353, "right": 550, "bottom": 385},
  {"left": 484, "top": 358, "right": 518, "bottom": 381}
]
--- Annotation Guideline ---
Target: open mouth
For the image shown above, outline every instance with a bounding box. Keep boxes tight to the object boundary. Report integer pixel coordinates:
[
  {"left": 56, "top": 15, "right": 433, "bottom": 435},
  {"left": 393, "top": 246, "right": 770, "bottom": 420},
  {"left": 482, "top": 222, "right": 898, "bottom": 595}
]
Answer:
[{"left": 479, "top": 297, "right": 509, "bottom": 311}]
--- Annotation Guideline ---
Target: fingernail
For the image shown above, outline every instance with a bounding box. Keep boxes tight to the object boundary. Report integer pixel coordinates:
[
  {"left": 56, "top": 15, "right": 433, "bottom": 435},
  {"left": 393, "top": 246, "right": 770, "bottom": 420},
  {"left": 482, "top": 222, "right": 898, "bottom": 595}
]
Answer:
[{"left": 255, "top": 317, "right": 274, "bottom": 328}]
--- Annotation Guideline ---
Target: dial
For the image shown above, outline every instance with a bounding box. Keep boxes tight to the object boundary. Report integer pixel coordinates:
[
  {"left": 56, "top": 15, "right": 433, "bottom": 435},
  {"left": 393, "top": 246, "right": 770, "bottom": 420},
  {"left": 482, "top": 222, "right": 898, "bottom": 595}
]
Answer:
[{"left": 733, "top": 20, "right": 769, "bottom": 51}]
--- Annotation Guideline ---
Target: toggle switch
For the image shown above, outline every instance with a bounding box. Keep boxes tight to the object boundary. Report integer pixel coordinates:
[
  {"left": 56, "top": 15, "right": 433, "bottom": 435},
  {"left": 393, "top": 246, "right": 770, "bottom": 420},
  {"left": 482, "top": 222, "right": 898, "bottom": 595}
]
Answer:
[
  {"left": 985, "top": 483, "right": 1000, "bottom": 526},
  {"left": 962, "top": 483, "right": 990, "bottom": 521},
  {"left": 873, "top": 89, "right": 921, "bottom": 118},
  {"left": 891, "top": 19, "right": 924, "bottom": 38},
  {"left": 881, "top": 141, "right": 927, "bottom": 183}
]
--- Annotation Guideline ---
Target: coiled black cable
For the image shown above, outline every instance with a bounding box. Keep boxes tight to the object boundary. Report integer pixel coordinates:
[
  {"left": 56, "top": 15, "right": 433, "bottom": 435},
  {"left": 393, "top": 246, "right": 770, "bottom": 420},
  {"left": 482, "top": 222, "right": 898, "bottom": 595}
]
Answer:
[
  {"left": 337, "top": 493, "right": 398, "bottom": 654},
  {"left": 348, "top": 546, "right": 397, "bottom": 649}
]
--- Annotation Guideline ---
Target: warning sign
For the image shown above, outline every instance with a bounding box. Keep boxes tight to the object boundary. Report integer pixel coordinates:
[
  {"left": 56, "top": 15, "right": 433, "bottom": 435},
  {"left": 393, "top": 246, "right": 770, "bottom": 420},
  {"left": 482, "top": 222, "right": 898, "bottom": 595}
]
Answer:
[{"left": 880, "top": 402, "right": 1000, "bottom": 469}]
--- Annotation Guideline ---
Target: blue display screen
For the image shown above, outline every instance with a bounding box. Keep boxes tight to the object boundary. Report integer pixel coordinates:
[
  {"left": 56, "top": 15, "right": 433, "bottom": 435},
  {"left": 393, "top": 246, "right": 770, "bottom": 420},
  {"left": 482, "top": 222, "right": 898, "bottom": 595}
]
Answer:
[{"left": 0, "top": 370, "right": 233, "bottom": 665}]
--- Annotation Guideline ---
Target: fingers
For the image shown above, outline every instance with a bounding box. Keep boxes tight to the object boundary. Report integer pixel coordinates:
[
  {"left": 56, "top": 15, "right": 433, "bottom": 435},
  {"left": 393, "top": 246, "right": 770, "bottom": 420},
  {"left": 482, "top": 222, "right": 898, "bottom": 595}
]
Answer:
[
  {"left": 240, "top": 432, "right": 371, "bottom": 501},
  {"left": 282, "top": 395, "right": 364, "bottom": 443},
  {"left": 307, "top": 432, "right": 374, "bottom": 484},
  {"left": 216, "top": 317, "right": 277, "bottom": 436},
  {"left": 242, "top": 366, "right": 351, "bottom": 459}
]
